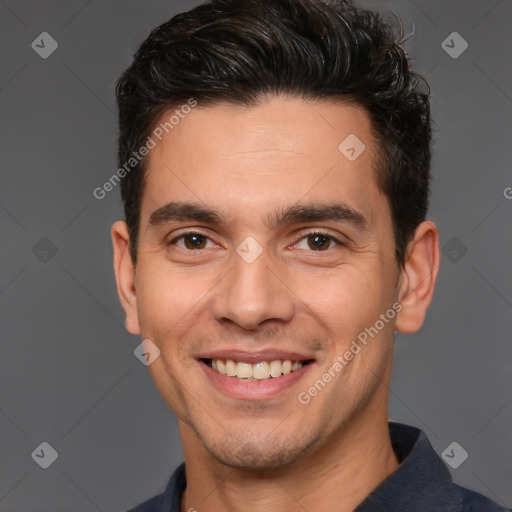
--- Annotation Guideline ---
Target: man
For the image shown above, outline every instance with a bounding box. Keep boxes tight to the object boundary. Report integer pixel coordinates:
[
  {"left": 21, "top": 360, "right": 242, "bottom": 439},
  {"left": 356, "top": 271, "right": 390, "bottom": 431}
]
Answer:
[{"left": 111, "top": 0, "right": 509, "bottom": 510}]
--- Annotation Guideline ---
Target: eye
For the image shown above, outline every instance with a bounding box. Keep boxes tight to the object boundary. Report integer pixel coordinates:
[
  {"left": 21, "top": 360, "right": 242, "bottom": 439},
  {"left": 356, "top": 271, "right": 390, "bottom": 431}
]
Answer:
[
  {"left": 171, "top": 232, "right": 216, "bottom": 250},
  {"left": 294, "top": 232, "right": 340, "bottom": 251}
]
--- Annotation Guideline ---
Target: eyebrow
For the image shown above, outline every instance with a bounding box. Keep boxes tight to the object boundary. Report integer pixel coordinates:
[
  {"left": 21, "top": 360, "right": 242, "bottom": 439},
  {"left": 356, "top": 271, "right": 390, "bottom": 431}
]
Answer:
[
  {"left": 270, "top": 203, "right": 368, "bottom": 230},
  {"left": 148, "top": 202, "right": 222, "bottom": 227},
  {"left": 147, "top": 201, "right": 368, "bottom": 230}
]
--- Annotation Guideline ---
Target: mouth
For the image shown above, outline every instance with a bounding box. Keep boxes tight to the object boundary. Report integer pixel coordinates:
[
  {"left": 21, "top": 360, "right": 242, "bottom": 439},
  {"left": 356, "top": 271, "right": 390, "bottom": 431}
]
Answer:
[
  {"left": 201, "top": 358, "right": 314, "bottom": 381},
  {"left": 197, "top": 350, "right": 316, "bottom": 400}
]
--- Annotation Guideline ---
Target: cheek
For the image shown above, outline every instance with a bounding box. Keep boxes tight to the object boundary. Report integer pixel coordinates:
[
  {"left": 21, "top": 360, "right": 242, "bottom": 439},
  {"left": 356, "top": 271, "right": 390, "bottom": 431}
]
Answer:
[
  {"left": 296, "top": 267, "right": 380, "bottom": 337},
  {"left": 135, "top": 263, "right": 207, "bottom": 340},
  {"left": 135, "top": 266, "right": 209, "bottom": 401}
]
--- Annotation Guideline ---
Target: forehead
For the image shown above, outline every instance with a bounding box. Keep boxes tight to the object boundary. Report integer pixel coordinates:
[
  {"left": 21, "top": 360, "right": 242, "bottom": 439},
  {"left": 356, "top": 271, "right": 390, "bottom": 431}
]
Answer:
[{"left": 140, "top": 97, "right": 387, "bottom": 229}]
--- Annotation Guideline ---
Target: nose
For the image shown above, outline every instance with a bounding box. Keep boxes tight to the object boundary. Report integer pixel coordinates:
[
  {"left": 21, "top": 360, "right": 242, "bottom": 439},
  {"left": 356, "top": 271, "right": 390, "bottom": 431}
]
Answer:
[{"left": 210, "top": 249, "right": 295, "bottom": 331}]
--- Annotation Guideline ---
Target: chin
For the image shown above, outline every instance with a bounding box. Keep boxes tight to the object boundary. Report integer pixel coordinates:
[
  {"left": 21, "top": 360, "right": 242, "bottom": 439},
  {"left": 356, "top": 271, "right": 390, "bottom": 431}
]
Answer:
[{"left": 200, "top": 429, "right": 320, "bottom": 471}]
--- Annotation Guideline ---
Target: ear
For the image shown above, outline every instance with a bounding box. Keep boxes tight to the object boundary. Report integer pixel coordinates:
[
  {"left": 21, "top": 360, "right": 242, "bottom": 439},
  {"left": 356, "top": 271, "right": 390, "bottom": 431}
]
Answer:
[
  {"left": 395, "top": 221, "right": 440, "bottom": 334},
  {"left": 111, "top": 220, "right": 141, "bottom": 335}
]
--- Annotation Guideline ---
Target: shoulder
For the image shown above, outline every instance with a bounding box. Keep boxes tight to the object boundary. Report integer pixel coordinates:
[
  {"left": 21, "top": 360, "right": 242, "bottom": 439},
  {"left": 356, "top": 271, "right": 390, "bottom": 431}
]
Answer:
[
  {"left": 454, "top": 483, "right": 510, "bottom": 512},
  {"left": 126, "top": 462, "right": 186, "bottom": 512},
  {"left": 127, "top": 493, "right": 165, "bottom": 512}
]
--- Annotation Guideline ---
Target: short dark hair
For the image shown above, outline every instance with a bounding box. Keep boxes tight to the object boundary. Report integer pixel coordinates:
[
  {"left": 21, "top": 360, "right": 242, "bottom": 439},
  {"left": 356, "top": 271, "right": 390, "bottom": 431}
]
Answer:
[{"left": 115, "top": 0, "right": 431, "bottom": 266}]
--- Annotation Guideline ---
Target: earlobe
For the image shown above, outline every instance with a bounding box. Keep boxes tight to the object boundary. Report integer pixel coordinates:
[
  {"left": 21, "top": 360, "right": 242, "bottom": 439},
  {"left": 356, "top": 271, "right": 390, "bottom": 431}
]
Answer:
[
  {"left": 111, "top": 220, "right": 141, "bottom": 335},
  {"left": 395, "top": 221, "right": 440, "bottom": 334}
]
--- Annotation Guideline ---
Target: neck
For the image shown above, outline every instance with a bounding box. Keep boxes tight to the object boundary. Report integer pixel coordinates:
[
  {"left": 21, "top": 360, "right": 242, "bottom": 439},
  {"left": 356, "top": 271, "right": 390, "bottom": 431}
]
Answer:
[{"left": 179, "top": 407, "right": 399, "bottom": 512}]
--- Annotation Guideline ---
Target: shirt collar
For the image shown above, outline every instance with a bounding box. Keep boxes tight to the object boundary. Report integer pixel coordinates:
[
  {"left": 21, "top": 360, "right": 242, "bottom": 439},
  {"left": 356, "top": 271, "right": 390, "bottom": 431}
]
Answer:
[{"left": 355, "top": 422, "right": 460, "bottom": 511}]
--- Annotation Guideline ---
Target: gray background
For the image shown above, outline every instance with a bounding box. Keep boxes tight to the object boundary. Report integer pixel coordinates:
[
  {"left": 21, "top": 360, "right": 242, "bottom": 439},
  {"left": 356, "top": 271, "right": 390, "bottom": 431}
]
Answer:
[{"left": 0, "top": 0, "right": 511, "bottom": 510}]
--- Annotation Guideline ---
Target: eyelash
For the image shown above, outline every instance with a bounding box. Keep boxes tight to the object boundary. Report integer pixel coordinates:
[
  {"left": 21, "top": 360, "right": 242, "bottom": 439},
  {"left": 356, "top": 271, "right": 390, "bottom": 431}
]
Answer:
[
  {"left": 169, "top": 230, "right": 217, "bottom": 249},
  {"left": 169, "top": 230, "right": 343, "bottom": 251},
  {"left": 293, "top": 230, "right": 343, "bottom": 250}
]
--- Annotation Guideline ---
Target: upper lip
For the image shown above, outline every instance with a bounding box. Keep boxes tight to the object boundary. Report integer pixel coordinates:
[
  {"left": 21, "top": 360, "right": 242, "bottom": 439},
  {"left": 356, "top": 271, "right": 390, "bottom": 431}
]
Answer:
[{"left": 197, "top": 349, "right": 315, "bottom": 364}]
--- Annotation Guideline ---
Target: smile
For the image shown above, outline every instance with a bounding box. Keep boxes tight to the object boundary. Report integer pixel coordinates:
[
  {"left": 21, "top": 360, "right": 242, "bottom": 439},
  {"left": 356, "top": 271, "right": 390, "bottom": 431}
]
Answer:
[{"left": 203, "top": 358, "right": 310, "bottom": 381}]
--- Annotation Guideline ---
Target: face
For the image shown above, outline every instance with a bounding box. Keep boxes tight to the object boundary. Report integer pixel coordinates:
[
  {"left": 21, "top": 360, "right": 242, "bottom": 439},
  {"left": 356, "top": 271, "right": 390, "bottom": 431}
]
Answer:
[{"left": 116, "top": 97, "right": 409, "bottom": 469}]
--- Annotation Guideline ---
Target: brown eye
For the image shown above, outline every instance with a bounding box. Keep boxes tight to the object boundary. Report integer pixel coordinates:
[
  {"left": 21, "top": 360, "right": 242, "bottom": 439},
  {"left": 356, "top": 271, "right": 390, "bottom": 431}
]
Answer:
[
  {"left": 183, "top": 234, "right": 207, "bottom": 249},
  {"left": 293, "top": 232, "right": 340, "bottom": 252},
  {"left": 171, "top": 233, "right": 214, "bottom": 250},
  {"left": 307, "top": 234, "right": 332, "bottom": 251}
]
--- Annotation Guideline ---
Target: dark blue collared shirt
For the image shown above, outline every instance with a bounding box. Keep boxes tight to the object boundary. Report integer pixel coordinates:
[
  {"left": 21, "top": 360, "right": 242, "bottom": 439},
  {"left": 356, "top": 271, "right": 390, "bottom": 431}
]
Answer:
[{"left": 128, "top": 422, "right": 510, "bottom": 511}]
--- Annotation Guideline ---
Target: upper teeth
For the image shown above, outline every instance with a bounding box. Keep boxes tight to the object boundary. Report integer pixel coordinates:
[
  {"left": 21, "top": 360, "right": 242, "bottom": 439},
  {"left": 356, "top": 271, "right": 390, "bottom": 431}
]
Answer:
[{"left": 210, "top": 359, "right": 303, "bottom": 380}]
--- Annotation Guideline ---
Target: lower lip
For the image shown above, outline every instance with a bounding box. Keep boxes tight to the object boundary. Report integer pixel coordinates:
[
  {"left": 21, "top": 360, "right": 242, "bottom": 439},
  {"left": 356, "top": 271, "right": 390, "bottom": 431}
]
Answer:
[{"left": 200, "top": 360, "right": 314, "bottom": 400}]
